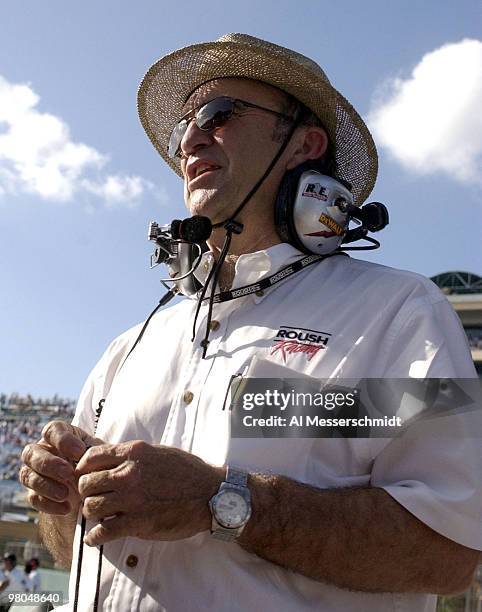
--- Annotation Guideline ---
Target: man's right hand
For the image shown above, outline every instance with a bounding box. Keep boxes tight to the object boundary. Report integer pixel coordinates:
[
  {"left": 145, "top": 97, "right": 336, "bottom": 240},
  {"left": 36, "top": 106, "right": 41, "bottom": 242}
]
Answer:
[{"left": 19, "top": 420, "right": 103, "bottom": 516}]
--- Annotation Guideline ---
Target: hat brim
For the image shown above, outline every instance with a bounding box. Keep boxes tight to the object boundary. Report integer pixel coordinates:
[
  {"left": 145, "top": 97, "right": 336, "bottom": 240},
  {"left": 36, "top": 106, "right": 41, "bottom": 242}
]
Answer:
[{"left": 138, "top": 40, "right": 377, "bottom": 205}]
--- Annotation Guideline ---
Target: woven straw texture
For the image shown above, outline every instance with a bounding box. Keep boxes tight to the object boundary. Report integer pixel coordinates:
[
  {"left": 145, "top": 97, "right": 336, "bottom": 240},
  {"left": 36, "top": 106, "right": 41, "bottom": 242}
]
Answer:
[{"left": 138, "top": 33, "right": 378, "bottom": 205}]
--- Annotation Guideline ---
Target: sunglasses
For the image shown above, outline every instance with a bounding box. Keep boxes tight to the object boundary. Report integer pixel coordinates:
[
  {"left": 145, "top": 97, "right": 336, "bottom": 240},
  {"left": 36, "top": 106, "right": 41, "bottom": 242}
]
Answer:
[{"left": 168, "top": 96, "right": 295, "bottom": 159}]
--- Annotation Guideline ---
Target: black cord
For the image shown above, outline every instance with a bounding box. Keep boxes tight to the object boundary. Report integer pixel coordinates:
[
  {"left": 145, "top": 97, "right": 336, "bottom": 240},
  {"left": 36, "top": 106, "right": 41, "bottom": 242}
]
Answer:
[
  {"left": 211, "top": 115, "right": 302, "bottom": 230},
  {"left": 191, "top": 253, "right": 219, "bottom": 342},
  {"left": 93, "top": 545, "right": 103, "bottom": 612},
  {"left": 72, "top": 517, "right": 87, "bottom": 612},
  {"left": 342, "top": 236, "right": 381, "bottom": 251},
  {"left": 200, "top": 229, "right": 233, "bottom": 358},
  {"left": 120, "top": 288, "right": 178, "bottom": 370}
]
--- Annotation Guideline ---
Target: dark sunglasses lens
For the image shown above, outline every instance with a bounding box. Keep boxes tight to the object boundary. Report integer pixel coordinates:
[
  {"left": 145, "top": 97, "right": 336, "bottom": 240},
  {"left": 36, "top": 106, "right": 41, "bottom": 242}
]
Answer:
[
  {"left": 168, "top": 120, "right": 188, "bottom": 159},
  {"left": 196, "top": 98, "right": 235, "bottom": 130},
  {"left": 167, "top": 98, "right": 236, "bottom": 159}
]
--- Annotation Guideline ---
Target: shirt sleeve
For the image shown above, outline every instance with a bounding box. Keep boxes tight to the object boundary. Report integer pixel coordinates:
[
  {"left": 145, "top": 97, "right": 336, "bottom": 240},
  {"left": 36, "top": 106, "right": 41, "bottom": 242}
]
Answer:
[
  {"left": 370, "top": 292, "right": 482, "bottom": 550},
  {"left": 382, "top": 291, "right": 477, "bottom": 378}
]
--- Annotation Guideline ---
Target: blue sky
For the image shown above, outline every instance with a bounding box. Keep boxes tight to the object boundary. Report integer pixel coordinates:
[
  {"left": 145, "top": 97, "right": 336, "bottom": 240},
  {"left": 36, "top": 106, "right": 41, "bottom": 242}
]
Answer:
[{"left": 1, "top": 0, "right": 481, "bottom": 398}]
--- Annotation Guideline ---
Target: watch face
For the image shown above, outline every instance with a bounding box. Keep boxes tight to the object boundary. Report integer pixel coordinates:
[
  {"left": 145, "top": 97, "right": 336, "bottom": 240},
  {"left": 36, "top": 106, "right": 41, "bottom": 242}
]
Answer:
[{"left": 213, "top": 490, "right": 250, "bottom": 528}]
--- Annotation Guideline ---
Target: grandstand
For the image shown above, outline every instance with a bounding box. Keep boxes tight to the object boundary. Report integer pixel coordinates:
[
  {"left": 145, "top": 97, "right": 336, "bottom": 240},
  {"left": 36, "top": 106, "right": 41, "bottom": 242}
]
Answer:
[
  {"left": 431, "top": 271, "right": 482, "bottom": 376},
  {"left": 0, "top": 397, "right": 74, "bottom": 580}
]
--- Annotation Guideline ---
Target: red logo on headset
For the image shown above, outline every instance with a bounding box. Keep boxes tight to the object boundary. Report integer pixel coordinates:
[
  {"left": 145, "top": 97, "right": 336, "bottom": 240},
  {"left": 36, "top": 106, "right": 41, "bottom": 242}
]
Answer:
[{"left": 302, "top": 183, "right": 328, "bottom": 201}]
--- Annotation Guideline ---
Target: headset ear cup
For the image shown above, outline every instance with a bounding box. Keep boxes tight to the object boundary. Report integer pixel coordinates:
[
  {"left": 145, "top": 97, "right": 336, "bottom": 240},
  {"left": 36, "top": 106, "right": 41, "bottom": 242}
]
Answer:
[{"left": 274, "top": 163, "right": 314, "bottom": 253}]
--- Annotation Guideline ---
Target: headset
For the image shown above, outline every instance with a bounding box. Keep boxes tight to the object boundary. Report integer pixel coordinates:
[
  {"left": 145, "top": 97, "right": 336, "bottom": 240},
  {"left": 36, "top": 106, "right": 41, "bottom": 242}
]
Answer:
[{"left": 148, "top": 161, "right": 389, "bottom": 296}]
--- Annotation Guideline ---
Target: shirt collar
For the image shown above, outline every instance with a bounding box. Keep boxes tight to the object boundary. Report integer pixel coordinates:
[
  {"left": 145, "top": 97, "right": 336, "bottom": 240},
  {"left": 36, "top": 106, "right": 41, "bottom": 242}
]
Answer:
[{"left": 193, "top": 242, "right": 305, "bottom": 302}]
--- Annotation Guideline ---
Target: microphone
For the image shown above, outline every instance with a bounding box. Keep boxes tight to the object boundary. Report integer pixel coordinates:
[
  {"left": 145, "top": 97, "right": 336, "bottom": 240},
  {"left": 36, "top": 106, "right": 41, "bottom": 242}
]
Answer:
[
  {"left": 174, "top": 216, "right": 213, "bottom": 243},
  {"left": 149, "top": 216, "right": 212, "bottom": 244},
  {"left": 335, "top": 199, "right": 389, "bottom": 233}
]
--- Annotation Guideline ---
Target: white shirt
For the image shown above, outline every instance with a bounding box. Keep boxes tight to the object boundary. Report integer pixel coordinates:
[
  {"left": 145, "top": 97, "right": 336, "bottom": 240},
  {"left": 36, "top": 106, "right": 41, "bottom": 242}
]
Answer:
[
  {"left": 0, "top": 566, "right": 29, "bottom": 603},
  {"left": 28, "top": 569, "right": 41, "bottom": 593},
  {"left": 64, "top": 244, "right": 481, "bottom": 612}
]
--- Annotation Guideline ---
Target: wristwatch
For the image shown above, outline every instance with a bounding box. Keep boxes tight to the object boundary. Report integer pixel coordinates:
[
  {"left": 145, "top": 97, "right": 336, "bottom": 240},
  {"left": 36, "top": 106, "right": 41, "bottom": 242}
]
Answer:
[{"left": 209, "top": 465, "right": 252, "bottom": 541}]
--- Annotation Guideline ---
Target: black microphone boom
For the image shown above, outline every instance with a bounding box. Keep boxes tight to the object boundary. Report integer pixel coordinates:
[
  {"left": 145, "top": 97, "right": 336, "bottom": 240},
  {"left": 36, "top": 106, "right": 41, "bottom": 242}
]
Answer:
[{"left": 336, "top": 199, "right": 389, "bottom": 233}]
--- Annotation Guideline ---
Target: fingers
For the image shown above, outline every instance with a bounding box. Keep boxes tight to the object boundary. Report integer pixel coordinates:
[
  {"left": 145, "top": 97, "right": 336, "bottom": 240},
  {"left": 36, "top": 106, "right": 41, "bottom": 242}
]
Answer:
[
  {"left": 25, "top": 490, "right": 73, "bottom": 515},
  {"left": 18, "top": 465, "right": 69, "bottom": 502},
  {"left": 82, "top": 491, "right": 121, "bottom": 521},
  {"left": 76, "top": 440, "right": 147, "bottom": 474},
  {"left": 41, "top": 421, "right": 87, "bottom": 462},
  {"left": 84, "top": 514, "right": 134, "bottom": 547},
  {"left": 21, "top": 443, "right": 75, "bottom": 485},
  {"left": 78, "top": 469, "right": 117, "bottom": 498}
]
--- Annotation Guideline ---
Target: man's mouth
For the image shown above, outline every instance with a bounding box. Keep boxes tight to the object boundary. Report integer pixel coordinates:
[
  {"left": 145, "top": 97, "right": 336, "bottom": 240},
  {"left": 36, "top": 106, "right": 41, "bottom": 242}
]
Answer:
[
  {"left": 194, "top": 164, "right": 220, "bottom": 179},
  {"left": 186, "top": 160, "right": 222, "bottom": 184}
]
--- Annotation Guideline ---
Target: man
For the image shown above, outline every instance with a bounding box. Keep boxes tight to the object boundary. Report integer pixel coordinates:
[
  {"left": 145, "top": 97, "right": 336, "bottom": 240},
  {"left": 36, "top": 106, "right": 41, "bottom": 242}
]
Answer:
[
  {"left": 0, "top": 553, "right": 29, "bottom": 611},
  {"left": 27, "top": 558, "right": 41, "bottom": 594},
  {"left": 19, "top": 34, "right": 481, "bottom": 612}
]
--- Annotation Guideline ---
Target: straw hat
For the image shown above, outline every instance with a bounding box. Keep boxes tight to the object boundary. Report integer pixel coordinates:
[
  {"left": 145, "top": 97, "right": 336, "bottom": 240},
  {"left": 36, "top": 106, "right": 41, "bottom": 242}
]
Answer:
[{"left": 138, "top": 33, "right": 378, "bottom": 205}]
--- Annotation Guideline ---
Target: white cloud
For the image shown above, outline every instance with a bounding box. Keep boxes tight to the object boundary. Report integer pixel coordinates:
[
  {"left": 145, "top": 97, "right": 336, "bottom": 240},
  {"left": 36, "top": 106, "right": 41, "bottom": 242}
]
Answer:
[
  {"left": 367, "top": 39, "right": 482, "bottom": 186},
  {"left": 82, "top": 175, "right": 149, "bottom": 208},
  {"left": 0, "top": 75, "right": 155, "bottom": 206}
]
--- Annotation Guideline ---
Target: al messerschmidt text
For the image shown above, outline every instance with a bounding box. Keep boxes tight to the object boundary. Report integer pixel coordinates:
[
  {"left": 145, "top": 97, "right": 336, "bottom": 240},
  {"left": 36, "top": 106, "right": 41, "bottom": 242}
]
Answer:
[{"left": 242, "top": 415, "right": 403, "bottom": 428}]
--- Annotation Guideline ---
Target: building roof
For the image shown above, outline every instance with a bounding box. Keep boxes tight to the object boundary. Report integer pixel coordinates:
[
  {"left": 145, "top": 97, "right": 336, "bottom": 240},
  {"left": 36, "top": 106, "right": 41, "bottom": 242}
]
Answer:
[{"left": 431, "top": 271, "right": 482, "bottom": 295}]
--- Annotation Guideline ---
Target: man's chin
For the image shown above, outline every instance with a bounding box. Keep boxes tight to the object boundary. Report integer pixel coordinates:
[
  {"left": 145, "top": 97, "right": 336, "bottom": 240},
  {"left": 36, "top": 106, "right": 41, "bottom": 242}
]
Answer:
[{"left": 187, "top": 189, "right": 228, "bottom": 222}]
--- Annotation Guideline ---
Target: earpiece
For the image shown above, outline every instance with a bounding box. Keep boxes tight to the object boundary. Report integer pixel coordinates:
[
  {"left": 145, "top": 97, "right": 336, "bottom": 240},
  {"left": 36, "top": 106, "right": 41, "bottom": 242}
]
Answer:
[{"left": 274, "top": 162, "right": 388, "bottom": 254}]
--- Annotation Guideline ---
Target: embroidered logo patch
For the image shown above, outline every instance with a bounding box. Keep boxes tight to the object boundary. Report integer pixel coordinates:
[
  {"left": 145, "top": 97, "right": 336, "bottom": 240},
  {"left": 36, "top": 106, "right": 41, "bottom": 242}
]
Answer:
[{"left": 270, "top": 326, "right": 331, "bottom": 362}]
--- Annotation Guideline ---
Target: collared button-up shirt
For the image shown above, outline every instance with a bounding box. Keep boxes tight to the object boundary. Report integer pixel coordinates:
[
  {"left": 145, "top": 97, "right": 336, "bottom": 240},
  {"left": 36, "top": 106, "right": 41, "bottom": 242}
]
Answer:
[{"left": 63, "top": 244, "right": 481, "bottom": 612}]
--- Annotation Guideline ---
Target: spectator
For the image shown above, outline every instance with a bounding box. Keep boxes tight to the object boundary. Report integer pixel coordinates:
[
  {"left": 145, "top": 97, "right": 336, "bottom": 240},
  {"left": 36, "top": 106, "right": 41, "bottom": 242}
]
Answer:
[
  {"left": 27, "top": 558, "right": 41, "bottom": 593},
  {"left": 0, "top": 553, "right": 29, "bottom": 611}
]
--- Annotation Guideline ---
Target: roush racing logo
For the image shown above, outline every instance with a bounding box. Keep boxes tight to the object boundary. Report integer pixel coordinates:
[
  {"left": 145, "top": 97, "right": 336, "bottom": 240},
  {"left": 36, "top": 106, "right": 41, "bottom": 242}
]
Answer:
[{"left": 270, "top": 326, "right": 331, "bottom": 362}]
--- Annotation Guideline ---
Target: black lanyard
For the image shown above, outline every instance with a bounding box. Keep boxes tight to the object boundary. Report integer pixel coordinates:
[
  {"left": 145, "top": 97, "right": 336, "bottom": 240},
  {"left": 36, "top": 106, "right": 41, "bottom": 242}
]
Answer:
[{"left": 207, "top": 253, "right": 330, "bottom": 304}]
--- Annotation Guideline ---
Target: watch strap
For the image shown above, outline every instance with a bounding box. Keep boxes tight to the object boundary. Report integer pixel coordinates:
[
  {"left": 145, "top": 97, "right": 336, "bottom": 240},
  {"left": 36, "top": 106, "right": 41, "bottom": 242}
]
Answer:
[
  {"left": 225, "top": 465, "right": 248, "bottom": 487},
  {"left": 211, "top": 524, "right": 241, "bottom": 542}
]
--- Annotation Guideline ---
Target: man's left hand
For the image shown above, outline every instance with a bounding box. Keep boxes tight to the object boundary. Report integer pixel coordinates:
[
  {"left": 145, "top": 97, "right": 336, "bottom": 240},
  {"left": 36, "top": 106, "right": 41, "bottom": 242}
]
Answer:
[{"left": 75, "top": 441, "right": 223, "bottom": 546}]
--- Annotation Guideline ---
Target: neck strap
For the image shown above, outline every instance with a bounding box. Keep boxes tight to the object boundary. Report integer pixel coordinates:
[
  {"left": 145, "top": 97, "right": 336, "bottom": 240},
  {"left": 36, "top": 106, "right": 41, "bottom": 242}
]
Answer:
[{"left": 201, "top": 251, "right": 346, "bottom": 305}]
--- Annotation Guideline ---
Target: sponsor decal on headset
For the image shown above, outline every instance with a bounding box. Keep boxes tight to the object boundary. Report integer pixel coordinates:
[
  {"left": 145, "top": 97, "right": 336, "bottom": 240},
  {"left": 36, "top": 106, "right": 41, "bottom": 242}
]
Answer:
[
  {"left": 304, "top": 212, "right": 345, "bottom": 239},
  {"left": 270, "top": 325, "right": 331, "bottom": 362},
  {"left": 302, "top": 182, "right": 328, "bottom": 201},
  {"left": 318, "top": 213, "right": 344, "bottom": 236},
  {"left": 304, "top": 230, "right": 336, "bottom": 238}
]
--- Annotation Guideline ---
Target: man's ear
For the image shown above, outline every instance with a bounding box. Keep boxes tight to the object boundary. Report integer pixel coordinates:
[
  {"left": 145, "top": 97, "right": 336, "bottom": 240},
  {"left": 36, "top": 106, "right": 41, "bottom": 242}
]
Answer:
[{"left": 285, "top": 126, "right": 329, "bottom": 170}]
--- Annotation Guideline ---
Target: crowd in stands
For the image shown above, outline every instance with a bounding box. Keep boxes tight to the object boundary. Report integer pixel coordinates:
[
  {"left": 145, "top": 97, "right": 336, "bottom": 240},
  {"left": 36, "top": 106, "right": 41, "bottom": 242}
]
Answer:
[
  {"left": 466, "top": 327, "right": 482, "bottom": 350},
  {"left": 0, "top": 395, "right": 75, "bottom": 484}
]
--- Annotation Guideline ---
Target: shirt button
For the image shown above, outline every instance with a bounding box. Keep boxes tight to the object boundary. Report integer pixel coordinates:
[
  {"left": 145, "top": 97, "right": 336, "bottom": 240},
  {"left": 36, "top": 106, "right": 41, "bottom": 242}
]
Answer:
[
  {"left": 183, "top": 390, "right": 194, "bottom": 404},
  {"left": 126, "top": 555, "right": 138, "bottom": 568},
  {"left": 203, "top": 261, "right": 210, "bottom": 271},
  {"left": 255, "top": 290, "right": 264, "bottom": 297},
  {"left": 209, "top": 320, "right": 220, "bottom": 331}
]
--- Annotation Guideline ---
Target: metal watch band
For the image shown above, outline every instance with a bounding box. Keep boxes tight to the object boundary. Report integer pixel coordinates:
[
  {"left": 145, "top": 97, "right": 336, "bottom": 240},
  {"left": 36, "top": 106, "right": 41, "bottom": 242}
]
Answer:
[
  {"left": 225, "top": 465, "right": 248, "bottom": 487},
  {"left": 211, "top": 525, "right": 240, "bottom": 542}
]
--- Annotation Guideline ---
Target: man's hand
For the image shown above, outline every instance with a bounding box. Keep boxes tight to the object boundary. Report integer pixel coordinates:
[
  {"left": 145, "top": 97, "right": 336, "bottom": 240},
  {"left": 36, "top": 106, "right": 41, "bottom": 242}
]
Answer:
[
  {"left": 75, "top": 440, "right": 223, "bottom": 546},
  {"left": 19, "top": 420, "right": 103, "bottom": 515}
]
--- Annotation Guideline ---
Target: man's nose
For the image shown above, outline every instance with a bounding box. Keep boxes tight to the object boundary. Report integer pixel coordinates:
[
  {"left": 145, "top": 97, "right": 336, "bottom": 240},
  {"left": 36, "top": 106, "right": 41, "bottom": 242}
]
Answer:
[{"left": 180, "top": 119, "right": 214, "bottom": 157}]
